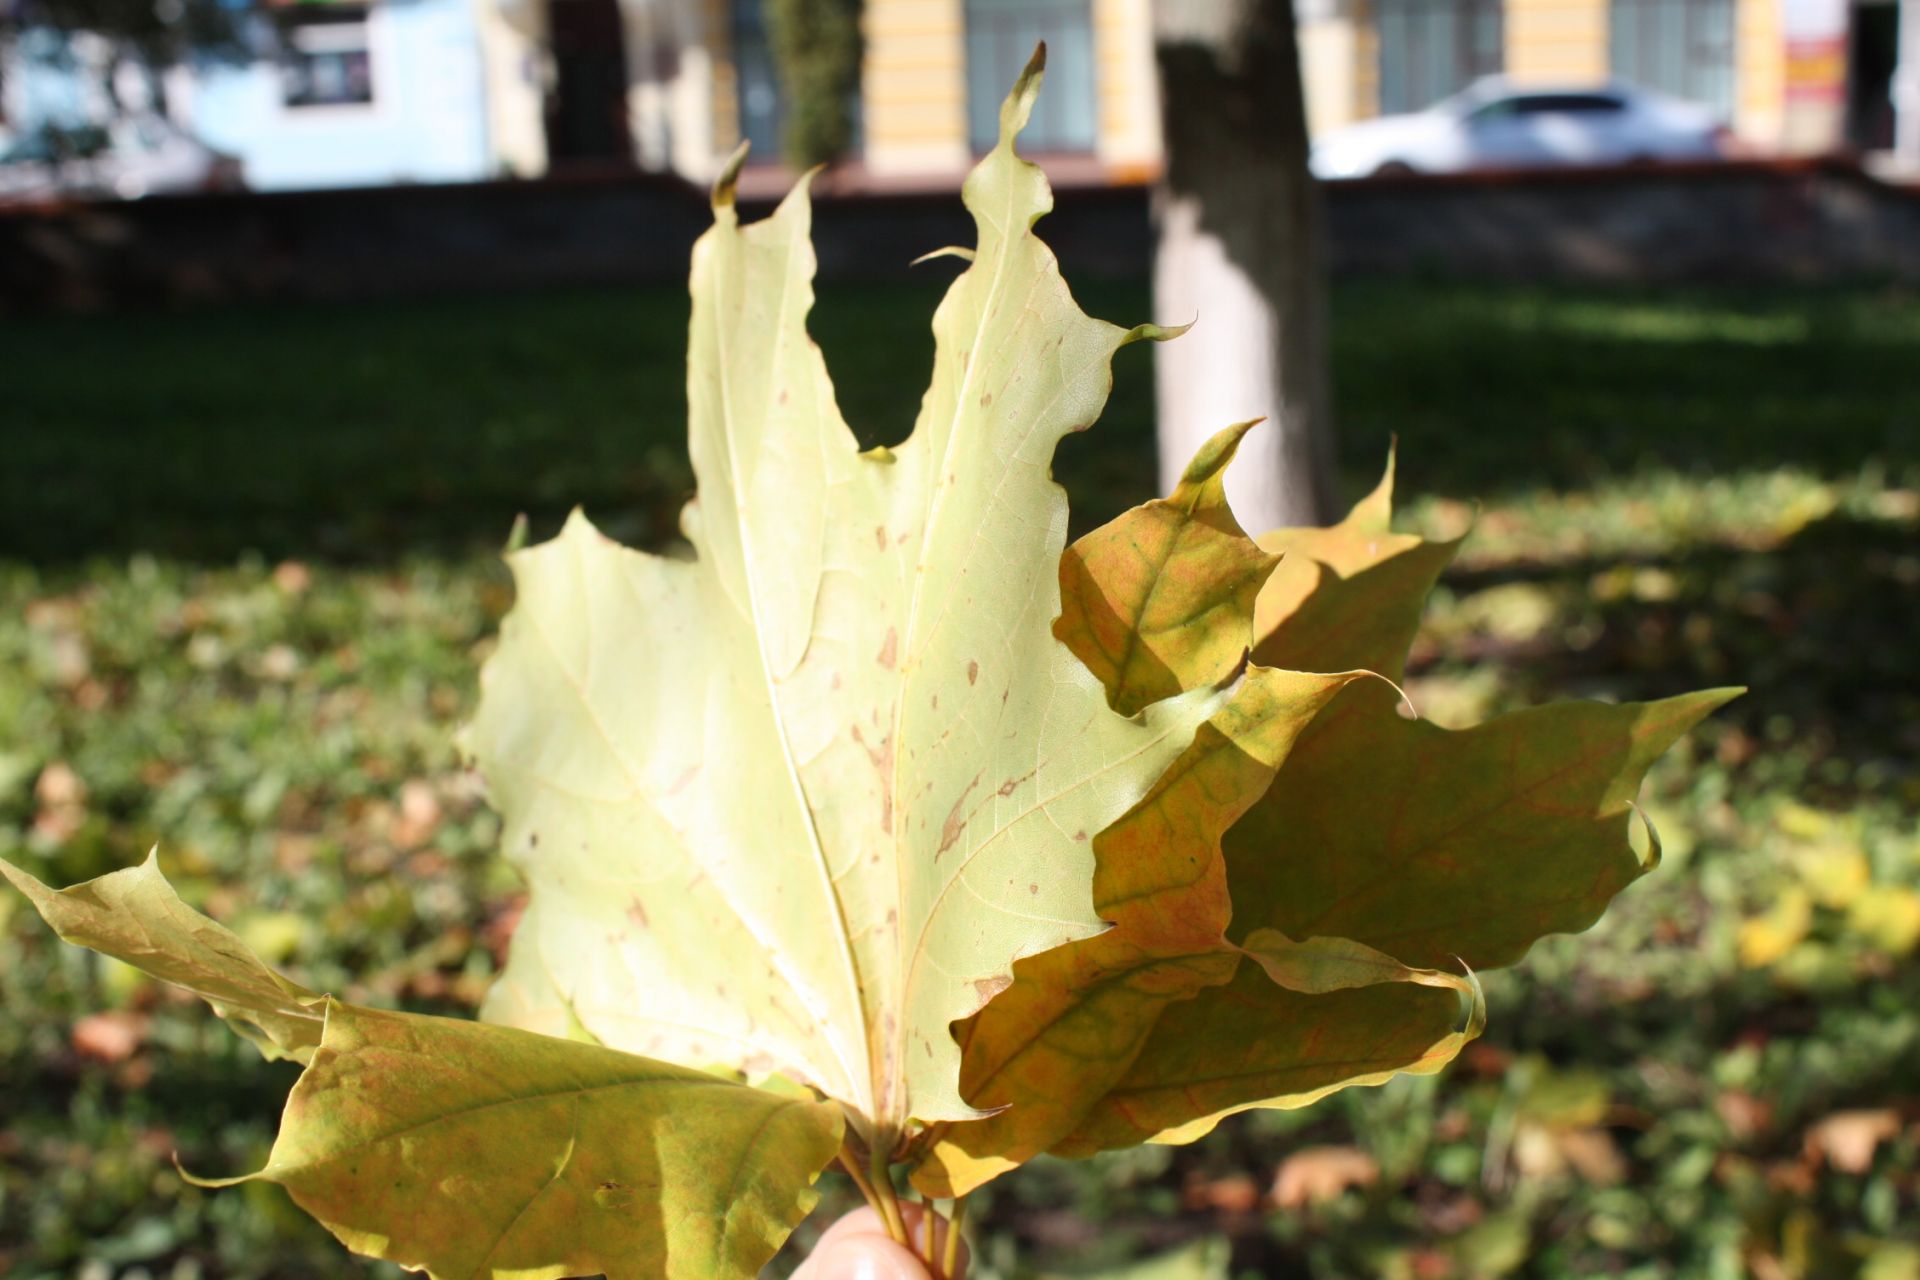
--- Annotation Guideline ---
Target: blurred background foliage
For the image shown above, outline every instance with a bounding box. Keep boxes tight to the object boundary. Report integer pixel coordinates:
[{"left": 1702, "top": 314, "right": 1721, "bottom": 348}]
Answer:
[{"left": 0, "top": 276, "right": 1916, "bottom": 1279}]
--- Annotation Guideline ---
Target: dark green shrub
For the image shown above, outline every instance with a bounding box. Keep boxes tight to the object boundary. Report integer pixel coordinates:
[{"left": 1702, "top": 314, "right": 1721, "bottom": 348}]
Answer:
[{"left": 765, "top": 0, "right": 862, "bottom": 168}]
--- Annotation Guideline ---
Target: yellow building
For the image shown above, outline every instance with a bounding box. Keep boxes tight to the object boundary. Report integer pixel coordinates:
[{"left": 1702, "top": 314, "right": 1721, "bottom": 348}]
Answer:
[
  {"left": 574, "top": 0, "right": 1163, "bottom": 185},
  {"left": 541, "top": 0, "right": 1915, "bottom": 185}
]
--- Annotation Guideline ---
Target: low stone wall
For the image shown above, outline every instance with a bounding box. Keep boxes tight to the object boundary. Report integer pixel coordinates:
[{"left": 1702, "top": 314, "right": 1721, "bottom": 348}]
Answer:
[
  {"left": 2, "top": 157, "right": 1915, "bottom": 312},
  {"left": 1326, "top": 158, "right": 1920, "bottom": 283}
]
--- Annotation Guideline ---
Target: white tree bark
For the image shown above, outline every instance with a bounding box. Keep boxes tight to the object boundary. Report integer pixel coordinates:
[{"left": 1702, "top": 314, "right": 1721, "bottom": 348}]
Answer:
[
  {"left": 1152, "top": 0, "right": 1337, "bottom": 533},
  {"left": 1896, "top": 0, "right": 1920, "bottom": 165}
]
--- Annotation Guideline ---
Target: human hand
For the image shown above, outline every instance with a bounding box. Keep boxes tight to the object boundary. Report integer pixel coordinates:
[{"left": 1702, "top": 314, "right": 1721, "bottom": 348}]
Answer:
[{"left": 790, "top": 1203, "right": 968, "bottom": 1280}]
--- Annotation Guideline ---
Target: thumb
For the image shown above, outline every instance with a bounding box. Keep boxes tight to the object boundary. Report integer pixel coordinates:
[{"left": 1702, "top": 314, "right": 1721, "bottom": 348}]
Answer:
[{"left": 799, "top": 1230, "right": 933, "bottom": 1280}]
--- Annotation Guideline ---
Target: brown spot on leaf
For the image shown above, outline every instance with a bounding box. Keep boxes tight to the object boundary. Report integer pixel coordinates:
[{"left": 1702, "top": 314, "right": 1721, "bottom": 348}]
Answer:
[
  {"left": 875, "top": 525, "right": 887, "bottom": 550},
  {"left": 1028, "top": 883, "right": 1039, "bottom": 895},
  {"left": 937, "top": 773, "right": 983, "bottom": 858},
  {"left": 851, "top": 725, "right": 896, "bottom": 833},
  {"left": 877, "top": 627, "right": 898, "bottom": 670},
  {"left": 1073, "top": 830, "right": 1088, "bottom": 842},
  {"left": 627, "top": 898, "right": 650, "bottom": 929},
  {"left": 966, "top": 660, "right": 979, "bottom": 685},
  {"left": 979, "top": 391, "right": 992, "bottom": 407}
]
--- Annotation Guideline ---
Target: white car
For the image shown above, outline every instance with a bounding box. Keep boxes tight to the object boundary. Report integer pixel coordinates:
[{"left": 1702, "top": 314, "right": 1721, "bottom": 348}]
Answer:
[
  {"left": 0, "top": 116, "right": 245, "bottom": 205},
  {"left": 1311, "top": 77, "right": 1730, "bottom": 179}
]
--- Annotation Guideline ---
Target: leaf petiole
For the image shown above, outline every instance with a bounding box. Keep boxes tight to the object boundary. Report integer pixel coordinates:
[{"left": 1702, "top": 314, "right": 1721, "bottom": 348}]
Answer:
[
  {"left": 869, "top": 1138, "right": 911, "bottom": 1246},
  {"left": 835, "top": 1144, "right": 880, "bottom": 1216},
  {"left": 916, "top": 1186, "right": 935, "bottom": 1265},
  {"left": 941, "top": 1194, "right": 969, "bottom": 1279}
]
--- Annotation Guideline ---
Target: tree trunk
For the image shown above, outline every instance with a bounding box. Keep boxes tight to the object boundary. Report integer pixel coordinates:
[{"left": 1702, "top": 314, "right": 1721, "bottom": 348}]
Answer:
[{"left": 1151, "top": 0, "right": 1337, "bottom": 533}]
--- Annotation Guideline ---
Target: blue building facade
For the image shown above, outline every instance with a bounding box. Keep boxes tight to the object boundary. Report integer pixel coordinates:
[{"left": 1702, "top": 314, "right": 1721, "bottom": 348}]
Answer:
[
  {"left": 189, "top": 0, "right": 496, "bottom": 190},
  {"left": 2, "top": 0, "right": 543, "bottom": 192}
]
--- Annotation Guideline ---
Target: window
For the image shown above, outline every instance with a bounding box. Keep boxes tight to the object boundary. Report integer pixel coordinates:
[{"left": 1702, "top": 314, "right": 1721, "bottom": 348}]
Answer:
[
  {"left": 732, "top": 0, "right": 783, "bottom": 161},
  {"left": 0, "top": 132, "right": 55, "bottom": 166},
  {"left": 1510, "top": 93, "right": 1629, "bottom": 114},
  {"left": 1609, "top": 0, "right": 1735, "bottom": 115},
  {"left": 1376, "top": 0, "right": 1504, "bottom": 114},
  {"left": 282, "top": 7, "right": 374, "bottom": 109},
  {"left": 964, "top": 0, "right": 1095, "bottom": 153}
]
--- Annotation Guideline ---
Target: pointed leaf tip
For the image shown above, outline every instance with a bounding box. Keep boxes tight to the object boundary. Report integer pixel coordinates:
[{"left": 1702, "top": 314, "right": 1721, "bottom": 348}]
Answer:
[
  {"left": 911, "top": 245, "right": 977, "bottom": 267},
  {"left": 1053, "top": 422, "right": 1280, "bottom": 715},
  {"left": 998, "top": 42, "right": 1048, "bottom": 146},
  {"left": 1, "top": 854, "right": 325, "bottom": 1063},
  {"left": 1349, "top": 443, "right": 1400, "bottom": 534},
  {"left": 1119, "top": 319, "right": 1195, "bottom": 347},
  {"left": 1627, "top": 800, "right": 1665, "bottom": 873},
  {"left": 1238, "top": 929, "right": 1473, "bottom": 1001},
  {"left": 712, "top": 140, "right": 750, "bottom": 209},
  {"left": 1170, "top": 420, "right": 1263, "bottom": 504}
]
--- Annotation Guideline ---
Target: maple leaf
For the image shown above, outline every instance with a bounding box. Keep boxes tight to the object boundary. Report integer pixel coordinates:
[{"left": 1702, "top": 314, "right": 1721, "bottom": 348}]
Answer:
[
  {"left": 463, "top": 49, "right": 1217, "bottom": 1147},
  {"left": 915, "top": 448, "right": 1737, "bottom": 1195},
  {"left": 0, "top": 854, "right": 842, "bottom": 1278}
]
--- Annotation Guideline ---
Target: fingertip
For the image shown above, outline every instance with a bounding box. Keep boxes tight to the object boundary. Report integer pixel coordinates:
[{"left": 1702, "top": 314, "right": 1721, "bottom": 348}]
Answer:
[
  {"left": 810, "top": 1206, "right": 894, "bottom": 1254},
  {"left": 808, "top": 1231, "right": 934, "bottom": 1280}
]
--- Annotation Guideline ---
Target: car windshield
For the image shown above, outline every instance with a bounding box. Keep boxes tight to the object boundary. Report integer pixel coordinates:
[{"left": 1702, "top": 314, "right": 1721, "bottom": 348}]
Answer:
[
  {"left": 0, "top": 133, "right": 57, "bottom": 165},
  {"left": 1518, "top": 93, "right": 1626, "bottom": 113},
  {"left": 1469, "top": 92, "right": 1628, "bottom": 122}
]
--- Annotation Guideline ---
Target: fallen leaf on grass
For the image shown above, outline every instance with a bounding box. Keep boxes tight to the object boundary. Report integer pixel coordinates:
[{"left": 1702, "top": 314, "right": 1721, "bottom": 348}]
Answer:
[
  {"left": 1182, "top": 1170, "right": 1263, "bottom": 1214},
  {"left": 71, "top": 1010, "right": 149, "bottom": 1063},
  {"left": 1804, "top": 1109, "right": 1902, "bottom": 1174},
  {"left": 1271, "top": 1146, "right": 1379, "bottom": 1209}
]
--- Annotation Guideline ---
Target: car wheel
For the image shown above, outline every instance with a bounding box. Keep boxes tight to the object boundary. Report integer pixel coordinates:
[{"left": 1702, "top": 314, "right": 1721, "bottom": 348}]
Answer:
[{"left": 1371, "top": 160, "right": 1416, "bottom": 178}]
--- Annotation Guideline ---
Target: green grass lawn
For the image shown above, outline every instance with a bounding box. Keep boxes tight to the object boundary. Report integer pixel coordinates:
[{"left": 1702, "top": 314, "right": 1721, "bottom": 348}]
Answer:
[
  {"left": 6, "top": 278, "right": 1914, "bottom": 564},
  {"left": 0, "top": 278, "right": 1916, "bottom": 1279}
]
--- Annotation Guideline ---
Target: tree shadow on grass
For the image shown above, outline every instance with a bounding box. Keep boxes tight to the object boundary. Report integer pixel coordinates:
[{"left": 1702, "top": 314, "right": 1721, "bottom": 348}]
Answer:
[
  {"left": 7, "top": 280, "right": 1912, "bottom": 568},
  {"left": 0, "top": 278, "right": 1152, "bottom": 566},
  {"left": 1336, "top": 281, "right": 1920, "bottom": 507}
]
